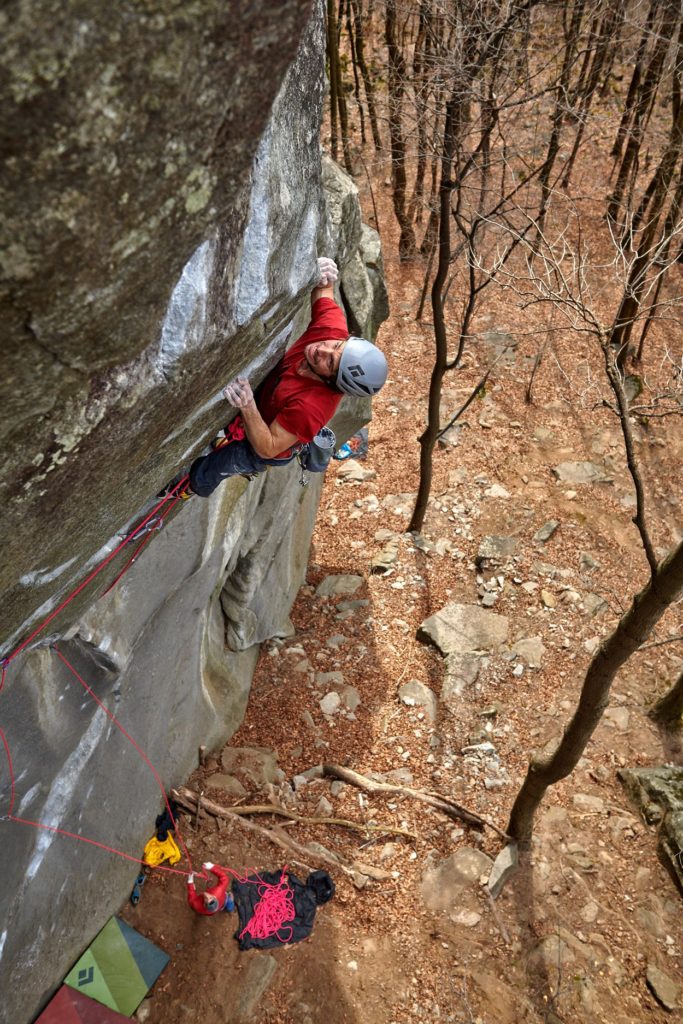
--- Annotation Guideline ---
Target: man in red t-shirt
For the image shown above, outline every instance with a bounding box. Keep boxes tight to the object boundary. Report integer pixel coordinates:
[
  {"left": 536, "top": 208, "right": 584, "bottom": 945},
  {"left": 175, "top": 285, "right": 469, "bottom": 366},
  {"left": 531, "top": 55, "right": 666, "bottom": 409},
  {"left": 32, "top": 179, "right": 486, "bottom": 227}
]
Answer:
[
  {"left": 187, "top": 862, "right": 234, "bottom": 915},
  {"left": 183, "top": 257, "right": 388, "bottom": 498}
]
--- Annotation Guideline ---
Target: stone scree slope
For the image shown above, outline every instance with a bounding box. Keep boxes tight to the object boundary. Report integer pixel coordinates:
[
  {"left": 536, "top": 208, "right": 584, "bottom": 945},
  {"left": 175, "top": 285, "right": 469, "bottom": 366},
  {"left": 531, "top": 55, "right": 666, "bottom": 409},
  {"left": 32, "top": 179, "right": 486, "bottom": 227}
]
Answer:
[{"left": 0, "top": 5, "right": 389, "bottom": 1021}]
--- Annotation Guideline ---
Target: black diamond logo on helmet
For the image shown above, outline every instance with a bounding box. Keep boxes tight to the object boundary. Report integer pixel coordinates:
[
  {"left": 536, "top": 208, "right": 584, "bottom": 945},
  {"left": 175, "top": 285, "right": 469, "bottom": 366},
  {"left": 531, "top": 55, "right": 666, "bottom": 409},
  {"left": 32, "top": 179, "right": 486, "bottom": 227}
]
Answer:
[{"left": 348, "top": 364, "right": 365, "bottom": 378}]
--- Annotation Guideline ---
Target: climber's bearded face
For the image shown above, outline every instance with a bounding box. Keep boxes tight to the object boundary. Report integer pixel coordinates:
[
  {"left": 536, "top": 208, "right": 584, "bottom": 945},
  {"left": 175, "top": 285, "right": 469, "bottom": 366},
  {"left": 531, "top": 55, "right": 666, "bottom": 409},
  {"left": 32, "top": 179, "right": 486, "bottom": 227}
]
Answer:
[{"left": 304, "top": 338, "right": 346, "bottom": 380}]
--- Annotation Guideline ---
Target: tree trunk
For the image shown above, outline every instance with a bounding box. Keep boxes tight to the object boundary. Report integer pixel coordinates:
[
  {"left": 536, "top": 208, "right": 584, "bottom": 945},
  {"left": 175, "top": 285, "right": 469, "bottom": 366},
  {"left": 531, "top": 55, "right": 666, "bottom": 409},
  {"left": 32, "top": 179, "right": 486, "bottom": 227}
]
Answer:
[
  {"left": 607, "top": 1, "right": 675, "bottom": 225},
  {"left": 629, "top": 17, "right": 683, "bottom": 238},
  {"left": 345, "top": 0, "right": 366, "bottom": 144},
  {"left": 561, "top": 0, "right": 624, "bottom": 191},
  {"left": 635, "top": 163, "right": 683, "bottom": 360},
  {"left": 407, "top": 0, "right": 430, "bottom": 224},
  {"left": 650, "top": 665, "right": 683, "bottom": 728},
  {"left": 386, "top": 0, "right": 417, "bottom": 259},
  {"left": 327, "top": 0, "right": 340, "bottom": 161},
  {"left": 508, "top": 539, "right": 683, "bottom": 846},
  {"left": 350, "top": 0, "right": 382, "bottom": 150},
  {"left": 610, "top": 0, "right": 657, "bottom": 162},
  {"left": 610, "top": 105, "right": 683, "bottom": 369},
  {"left": 535, "top": 0, "right": 586, "bottom": 238},
  {"left": 408, "top": 177, "right": 451, "bottom": 534}
]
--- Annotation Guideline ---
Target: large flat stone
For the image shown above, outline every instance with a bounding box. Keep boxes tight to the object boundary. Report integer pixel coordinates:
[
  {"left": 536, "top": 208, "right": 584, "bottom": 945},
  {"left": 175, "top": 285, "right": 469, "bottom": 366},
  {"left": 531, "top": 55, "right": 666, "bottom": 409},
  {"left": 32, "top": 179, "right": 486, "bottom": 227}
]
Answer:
[
  {"left": 552, "top": 461, "right": 611, "bottom": 484},
  {"left": 441, "top": 652, "right": 482, "bottom": 705},
  {"left": 235, "top": 955, "right": 278, "bottom": 1020},
  {"left": 419, "top": 603, "right": 508, "bottom": 656},
  {"left": 421, "top": 848, "right": 493, "bottom": 915}
]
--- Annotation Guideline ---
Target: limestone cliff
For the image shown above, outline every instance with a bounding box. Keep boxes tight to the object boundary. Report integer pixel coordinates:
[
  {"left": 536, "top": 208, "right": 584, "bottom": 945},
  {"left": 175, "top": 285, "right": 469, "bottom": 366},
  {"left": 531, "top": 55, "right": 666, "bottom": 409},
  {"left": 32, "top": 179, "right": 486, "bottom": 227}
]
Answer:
[{"left": 0, "top": 3, "right": 388, "bottom": 1020}]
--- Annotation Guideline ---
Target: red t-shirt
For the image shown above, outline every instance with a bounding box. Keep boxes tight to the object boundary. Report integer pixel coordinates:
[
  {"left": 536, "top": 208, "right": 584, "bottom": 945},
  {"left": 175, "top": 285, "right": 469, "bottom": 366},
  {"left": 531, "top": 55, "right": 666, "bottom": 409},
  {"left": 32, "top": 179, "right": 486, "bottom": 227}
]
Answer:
[
  {"left": 187, "top": 865, "right": 230, "bottom": 916},
  {"left": 257, "top": 298, "right": 349, "bottom": 452}
]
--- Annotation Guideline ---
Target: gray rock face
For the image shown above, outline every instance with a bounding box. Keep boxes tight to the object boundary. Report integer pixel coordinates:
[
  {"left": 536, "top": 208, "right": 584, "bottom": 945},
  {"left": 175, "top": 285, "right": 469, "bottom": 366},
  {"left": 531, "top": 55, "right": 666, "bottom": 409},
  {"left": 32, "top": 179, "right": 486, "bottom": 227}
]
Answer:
[
  {"left": 476, "top": 535, "right": 518, "bottom": 566},
  {"left": 552, "top": 462, "right": 611, "bottom": 484},
  {"left": 419, "top": 603, "right": 508, "bottom": 656},
  {"left": 0, "top": 6, "right": 390, "bottom": 1020},
  {"left": 487, "top": 843, "right": 519, "bottom": 898},
  {"left": 441, "top": 652, "right": 482, "bottom": 705},
  {"left": 1, "top": 1, "right": 326, "bottom": 650},
  {"left": 340, "top": 221, "right": 390, "bottom": 339},
  {"left": 619, "top": 766, "right": 683, "bottom": 892},
  {"left": 534, "top": 520, "right": 559, "bottom": 543},
  {"left": 646, "top": 964, "right": 679, "bottom": 1011},
  {"left": 511, "top": 636, "right": 546, "bottom": 669},
  {"left": 221, "top": 747, "right": 279, "bottom": 789},
  {"left": 422, "top": 848, "right": 493, "bottom": 915},
  {"left": 398, "top": 679, "right": 438, "bottom": 722},
  {"left": 315, "top": 574, "right": 364, "bottom": 598},
  {"left": 234, "top": 955, "right": 279, "bottom": 1021}
]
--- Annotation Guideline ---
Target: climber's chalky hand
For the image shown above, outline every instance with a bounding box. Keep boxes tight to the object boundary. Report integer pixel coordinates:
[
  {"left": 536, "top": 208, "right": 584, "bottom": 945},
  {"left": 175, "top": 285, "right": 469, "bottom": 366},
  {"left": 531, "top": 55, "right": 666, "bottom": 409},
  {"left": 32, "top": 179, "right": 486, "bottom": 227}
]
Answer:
[
  {"left": 187, "top": 873, "right": 194, "bottom": 884},
  {"left": 203, "top": 862, "right": 214, "bottom": 871},
  {"left": 317, "top": 256, "right": 338, "bottom": 287},
  {"left": 223, "top": 377, "right": 254, "bottom": 408}
]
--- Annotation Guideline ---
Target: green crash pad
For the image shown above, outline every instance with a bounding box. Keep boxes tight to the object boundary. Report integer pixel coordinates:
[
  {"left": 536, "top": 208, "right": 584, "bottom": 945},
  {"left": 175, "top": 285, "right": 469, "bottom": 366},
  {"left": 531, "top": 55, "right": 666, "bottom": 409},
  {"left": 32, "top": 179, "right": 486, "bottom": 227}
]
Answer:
[
  {"left": 63, "top": 916, "right": 169, "bottom": 1016},
  {"left": 35, "top": 985, "right": 131, "bottom": 1023}
]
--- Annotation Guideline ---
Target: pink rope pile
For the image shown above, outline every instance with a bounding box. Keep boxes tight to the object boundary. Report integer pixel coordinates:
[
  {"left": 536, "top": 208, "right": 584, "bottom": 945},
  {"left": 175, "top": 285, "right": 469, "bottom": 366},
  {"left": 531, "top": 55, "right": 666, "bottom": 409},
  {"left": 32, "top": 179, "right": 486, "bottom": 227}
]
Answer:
[{"left": 239, "top": 869, "right": 295, "bottom": 943}]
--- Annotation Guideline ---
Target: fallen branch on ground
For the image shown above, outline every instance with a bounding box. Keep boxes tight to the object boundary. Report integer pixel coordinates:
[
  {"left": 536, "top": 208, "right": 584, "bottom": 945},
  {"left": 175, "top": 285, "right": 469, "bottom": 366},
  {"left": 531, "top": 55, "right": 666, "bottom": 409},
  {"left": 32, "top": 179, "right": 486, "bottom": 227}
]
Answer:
[
  {"left": 179, "top": 790, "right": 413, "bottom": 839},
  {"left": 321, "top": 764, "right": 510, "bottom": 840},
  {"left": 172, "top": 787, "right": 394, "bottom": 885}
]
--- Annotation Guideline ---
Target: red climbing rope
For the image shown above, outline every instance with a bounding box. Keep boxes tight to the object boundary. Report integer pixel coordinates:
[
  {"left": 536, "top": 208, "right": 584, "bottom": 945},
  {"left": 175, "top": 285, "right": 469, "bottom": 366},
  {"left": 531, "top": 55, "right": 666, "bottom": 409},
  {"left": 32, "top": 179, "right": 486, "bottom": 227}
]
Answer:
[
  {"left": 239, "top": 867, "right": 296, "bottom": 943},
  {"left": 0, "top": 726, "right": 15, "bottom": 816},
  {"left": 0, "top": 472, "right": 302, "bottom": 912},
  {"left": 52, "top": 645, "right": 194, "bottom": 871},
  {"left": 2, "top": 476, "right": 189, "bottom": 667},
  {"left": 0, "top": 475, "right": 201, "bottom": 879},
  {"left": 7, "top": 818, "right": 191, "bottom": 877}
]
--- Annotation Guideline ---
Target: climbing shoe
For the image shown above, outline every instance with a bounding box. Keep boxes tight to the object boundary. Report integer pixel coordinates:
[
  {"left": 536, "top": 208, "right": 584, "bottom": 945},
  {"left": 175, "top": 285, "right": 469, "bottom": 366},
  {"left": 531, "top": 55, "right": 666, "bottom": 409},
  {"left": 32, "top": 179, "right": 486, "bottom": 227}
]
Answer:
[
  {"left": 130, "top": 873, "right": 146, "bottom": 905},
  {"left": 158, "top": 476, "right": 193, "bottom": 500}
]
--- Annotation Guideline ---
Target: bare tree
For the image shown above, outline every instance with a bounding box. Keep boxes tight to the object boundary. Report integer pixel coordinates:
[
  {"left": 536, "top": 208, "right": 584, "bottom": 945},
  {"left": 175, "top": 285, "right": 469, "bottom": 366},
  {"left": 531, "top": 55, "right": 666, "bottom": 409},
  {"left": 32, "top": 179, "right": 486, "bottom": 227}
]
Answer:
[
  {"left": 386, "top": 0, "right": 418, "bottom": 258},
  {"left": 509, "top": 540, "right": 683, "bottom": 844}
]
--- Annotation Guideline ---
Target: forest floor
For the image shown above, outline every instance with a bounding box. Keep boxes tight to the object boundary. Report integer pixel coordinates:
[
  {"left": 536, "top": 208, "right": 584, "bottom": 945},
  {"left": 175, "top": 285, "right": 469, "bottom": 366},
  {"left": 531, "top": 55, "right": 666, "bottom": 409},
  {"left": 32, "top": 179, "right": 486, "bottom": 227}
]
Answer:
[{"left": 122, "top": 135, "right": 682, "bottom": 1023}]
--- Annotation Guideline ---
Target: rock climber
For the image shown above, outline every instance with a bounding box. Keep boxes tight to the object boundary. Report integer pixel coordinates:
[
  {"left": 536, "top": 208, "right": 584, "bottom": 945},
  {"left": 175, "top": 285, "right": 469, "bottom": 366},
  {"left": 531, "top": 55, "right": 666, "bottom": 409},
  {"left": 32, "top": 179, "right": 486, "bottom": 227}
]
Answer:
[
  {"left": 172, "top": 256, "right": 388, "bottom": 498},
  {"left": 187, "top": 862, "right": 235, "bottom": 915}
]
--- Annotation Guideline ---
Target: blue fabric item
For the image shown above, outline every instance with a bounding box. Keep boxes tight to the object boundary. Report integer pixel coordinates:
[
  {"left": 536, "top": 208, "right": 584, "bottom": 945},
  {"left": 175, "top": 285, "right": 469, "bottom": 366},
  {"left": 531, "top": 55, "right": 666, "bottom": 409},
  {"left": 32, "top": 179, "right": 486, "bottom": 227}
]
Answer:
[
  {"left": 189, "top": 440, "right": 297, "bottom": 497},
  {"left": 224, "top": 892, "right": 235, "bottom": 912}
]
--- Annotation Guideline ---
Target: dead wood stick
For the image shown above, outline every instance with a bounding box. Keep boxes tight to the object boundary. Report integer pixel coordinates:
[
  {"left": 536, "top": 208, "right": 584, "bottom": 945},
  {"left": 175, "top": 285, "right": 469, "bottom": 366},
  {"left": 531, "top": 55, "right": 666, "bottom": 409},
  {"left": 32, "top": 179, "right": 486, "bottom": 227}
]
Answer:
[
  {"left": 172, "top": 787, "right": 393, "bottom": 883},
  {"left": 198, "top": 801, "right": 415, "bottom": 840},
  {"left": 194, "top": 789, "right": 204, "bottom": 830},
  {"left": 321, "top": 764, "right": 510, "bottom": 840},
  {"left": 172, "top": 790, "right": 313, "bottom": 874}
]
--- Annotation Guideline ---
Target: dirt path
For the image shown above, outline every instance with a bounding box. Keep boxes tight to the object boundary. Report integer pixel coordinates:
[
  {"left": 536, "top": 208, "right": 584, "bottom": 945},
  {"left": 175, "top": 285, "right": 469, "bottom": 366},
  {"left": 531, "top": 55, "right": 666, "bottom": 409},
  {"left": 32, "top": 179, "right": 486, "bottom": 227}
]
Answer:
[{"left": 123, "top": 153, "right": 682, "bottom": 1024}]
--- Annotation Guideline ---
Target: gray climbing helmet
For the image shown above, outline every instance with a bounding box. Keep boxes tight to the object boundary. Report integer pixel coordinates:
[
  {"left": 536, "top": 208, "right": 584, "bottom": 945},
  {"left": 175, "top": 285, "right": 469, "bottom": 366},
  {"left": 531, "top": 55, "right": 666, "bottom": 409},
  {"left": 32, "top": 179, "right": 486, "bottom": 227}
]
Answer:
[
  {"left": 336, "top": 336, "right": 388, "bottom": 397},
  {"left": 204, "top": 894, "right": 219, "bottom": 912}
]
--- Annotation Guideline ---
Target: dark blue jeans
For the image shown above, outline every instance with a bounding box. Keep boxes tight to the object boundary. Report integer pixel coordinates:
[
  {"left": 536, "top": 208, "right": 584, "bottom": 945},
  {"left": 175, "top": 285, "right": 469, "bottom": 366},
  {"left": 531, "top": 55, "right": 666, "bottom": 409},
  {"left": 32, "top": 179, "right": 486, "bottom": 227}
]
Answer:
[{"left": 189, "top": 440, "right": 298, "bottom": 497}]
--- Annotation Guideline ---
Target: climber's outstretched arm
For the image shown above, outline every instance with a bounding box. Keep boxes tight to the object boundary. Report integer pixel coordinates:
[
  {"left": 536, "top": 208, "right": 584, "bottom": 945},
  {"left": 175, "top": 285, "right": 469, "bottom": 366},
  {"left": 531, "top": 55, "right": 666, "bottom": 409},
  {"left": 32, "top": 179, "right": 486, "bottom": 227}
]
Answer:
[
  {"left": 223, "top": 379, "right": 297, "bottom": 459},
  {"left": 311, "top": 255, "right": 338, "bottom": 305}
]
